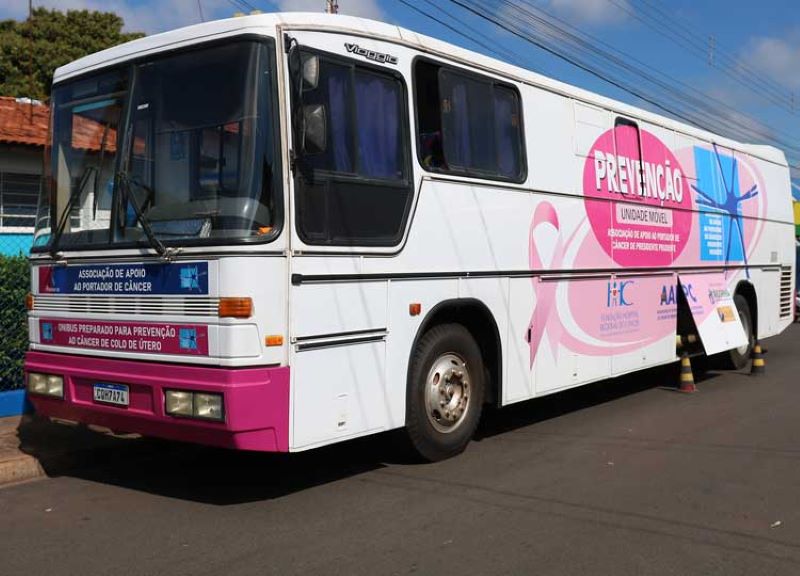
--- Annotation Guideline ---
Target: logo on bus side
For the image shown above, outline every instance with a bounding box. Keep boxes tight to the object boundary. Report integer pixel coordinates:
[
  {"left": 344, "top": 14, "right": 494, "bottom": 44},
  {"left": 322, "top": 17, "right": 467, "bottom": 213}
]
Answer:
[
  {"left": 583, "top": 127, "right": 693, "bottom": 268},
  {"left": 345, "top": 43, "right": 398, "bottom": 65},
  {"left": 659, "top": 283, "right": 697, "bottom": 306},
  {"left": 607, "top": 280, "right": 634, "bottom": 307}
]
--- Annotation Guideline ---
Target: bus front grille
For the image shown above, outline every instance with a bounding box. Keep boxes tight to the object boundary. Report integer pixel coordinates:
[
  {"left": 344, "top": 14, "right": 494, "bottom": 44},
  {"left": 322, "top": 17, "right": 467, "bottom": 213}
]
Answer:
[{"left": 33, "top": 295, "right": 220, "bottom": 317}]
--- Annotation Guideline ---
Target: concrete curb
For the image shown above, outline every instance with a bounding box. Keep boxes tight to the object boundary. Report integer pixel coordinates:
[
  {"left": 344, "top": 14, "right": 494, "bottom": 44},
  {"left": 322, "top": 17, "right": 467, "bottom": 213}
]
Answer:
[
  {"left": 0, "top": 414, "right": 157, "bottom": 489},
  {"left": 0, "top": 416, "right": 45, "bottom": 487},
  {"left": 0, "top": 453, "right": 45, "bottom": 487}
]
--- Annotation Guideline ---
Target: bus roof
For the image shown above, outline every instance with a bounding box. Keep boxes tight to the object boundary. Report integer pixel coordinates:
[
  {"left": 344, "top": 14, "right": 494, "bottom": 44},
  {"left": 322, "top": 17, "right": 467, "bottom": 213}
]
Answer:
[{"left": 53, "top": 12, "right": 787, "bottom": 168}]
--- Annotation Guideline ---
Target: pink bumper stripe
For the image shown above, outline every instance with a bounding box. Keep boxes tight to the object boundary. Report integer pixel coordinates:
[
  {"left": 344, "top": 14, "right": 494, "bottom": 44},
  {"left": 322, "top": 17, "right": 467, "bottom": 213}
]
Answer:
[{"left": 25, "top": 351, "right": 290, "bottom": 452}]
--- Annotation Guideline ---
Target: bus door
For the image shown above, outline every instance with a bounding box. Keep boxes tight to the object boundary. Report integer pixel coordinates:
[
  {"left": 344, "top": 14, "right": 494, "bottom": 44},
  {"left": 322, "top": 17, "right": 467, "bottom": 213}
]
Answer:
[{"left": 282, "top": 29, "right": 414, "bottom": 449}]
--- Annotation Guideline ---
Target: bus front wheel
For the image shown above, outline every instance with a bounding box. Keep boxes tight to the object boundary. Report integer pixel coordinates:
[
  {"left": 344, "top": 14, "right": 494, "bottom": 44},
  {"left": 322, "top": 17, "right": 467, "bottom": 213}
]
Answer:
[{"left": 405, "top": 324, "right": 485, "bottom": 462}]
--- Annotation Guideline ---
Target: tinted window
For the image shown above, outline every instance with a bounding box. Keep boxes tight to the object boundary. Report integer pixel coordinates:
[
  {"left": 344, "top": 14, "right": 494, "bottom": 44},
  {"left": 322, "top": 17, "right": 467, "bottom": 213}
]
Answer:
[
  {"left": 415, "top": 61, "right": 525, "bottom": 181},
  {"left": 294, "top": 53, "right": 411, "bottom": 246}
]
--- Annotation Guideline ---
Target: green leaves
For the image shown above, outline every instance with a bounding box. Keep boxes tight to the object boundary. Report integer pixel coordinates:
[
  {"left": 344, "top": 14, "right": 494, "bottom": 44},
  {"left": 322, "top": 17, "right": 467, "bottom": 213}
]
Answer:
[
  {"left": 0, "top": 7, "right": 144, "bottom": 100},
  {"left": 0, "top": 255, "right": 29, "bottom": 391}
]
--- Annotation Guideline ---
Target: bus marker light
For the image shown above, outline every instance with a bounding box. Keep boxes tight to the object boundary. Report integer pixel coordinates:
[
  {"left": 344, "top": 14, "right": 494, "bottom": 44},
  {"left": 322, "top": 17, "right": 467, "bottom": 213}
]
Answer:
[
  {"left": 265, "top": 335, "right": 284, "bottom": 347},
  {"left": 25, "top": 293, "right": 34, "bottom": 311},
  {"left": 165, "top": 390, "right": 193, "bottom": 417},
  {"left": 409, "top": 303, "right": 422, "bottom": 316},
  {"left": 219, "top": 297, "right": 253, "bottom": 318}
]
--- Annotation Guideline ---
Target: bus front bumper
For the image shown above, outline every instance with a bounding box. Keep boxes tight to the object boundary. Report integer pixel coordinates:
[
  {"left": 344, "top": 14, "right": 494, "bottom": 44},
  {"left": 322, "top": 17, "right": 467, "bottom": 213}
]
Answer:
[{"left": 24, "top": 351, "right": 290, "bottom": 452}]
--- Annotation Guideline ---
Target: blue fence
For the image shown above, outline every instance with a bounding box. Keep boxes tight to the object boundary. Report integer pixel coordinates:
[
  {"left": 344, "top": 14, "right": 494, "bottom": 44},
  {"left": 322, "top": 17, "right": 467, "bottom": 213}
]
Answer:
[
  {"left": 0, "top": 235, "right": 31, "bottom": 415},
  {"left": 0, "top": 233, "right": 33, "bottom": 257}
]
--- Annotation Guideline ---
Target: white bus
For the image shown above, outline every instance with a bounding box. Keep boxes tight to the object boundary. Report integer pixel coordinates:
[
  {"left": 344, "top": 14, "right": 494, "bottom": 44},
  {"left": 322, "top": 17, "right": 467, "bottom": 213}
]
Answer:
[{"left": 25, "top": 13, "right": 796, "bottom": 461}]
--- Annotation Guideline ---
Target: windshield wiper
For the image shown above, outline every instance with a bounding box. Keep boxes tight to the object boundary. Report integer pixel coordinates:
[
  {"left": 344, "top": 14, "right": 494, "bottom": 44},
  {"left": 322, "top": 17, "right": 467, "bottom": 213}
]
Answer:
[
  {"left": 49, "top": 117, "right": 112, "bottom": 260},
  {"left": 48, "top": 166, "right": 97, "bottom": 259},
  {"left": 118, "top": 171, "right": 180, "bottom": 260}
]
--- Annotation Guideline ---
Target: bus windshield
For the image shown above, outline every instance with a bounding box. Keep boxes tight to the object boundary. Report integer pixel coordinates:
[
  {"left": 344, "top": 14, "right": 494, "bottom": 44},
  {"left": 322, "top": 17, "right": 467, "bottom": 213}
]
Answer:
[{"left": 34, "top": 39, "right": 281, "bottom": 252}]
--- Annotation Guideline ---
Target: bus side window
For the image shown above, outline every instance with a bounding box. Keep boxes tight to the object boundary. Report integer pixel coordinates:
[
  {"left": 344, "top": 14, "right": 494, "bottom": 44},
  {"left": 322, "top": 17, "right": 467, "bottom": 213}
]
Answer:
[
  {"left": 415, "top": 60, "right": 447, "bottom": 170},
  {"left": 294, "top": 51, "right": 412, "bottom": 247},
  {"left": 413, "top": 60, "right": 526, "bottom": 182}
]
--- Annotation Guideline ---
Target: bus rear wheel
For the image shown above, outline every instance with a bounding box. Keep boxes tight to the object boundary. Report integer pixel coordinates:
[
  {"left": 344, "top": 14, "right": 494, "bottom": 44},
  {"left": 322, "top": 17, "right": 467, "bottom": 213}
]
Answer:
[
  {"left": 726, "top": 294, "right": 754, "bottom": 370},
  {"left": 405, "top": 324, "right": 485, "bottom": 462}
]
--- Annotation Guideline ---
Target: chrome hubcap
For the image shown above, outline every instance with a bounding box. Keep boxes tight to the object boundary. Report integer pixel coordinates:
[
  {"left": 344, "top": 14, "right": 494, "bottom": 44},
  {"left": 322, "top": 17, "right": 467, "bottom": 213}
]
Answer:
[{"left": 425, "top": 353, "right": 471, "bottom": 434}]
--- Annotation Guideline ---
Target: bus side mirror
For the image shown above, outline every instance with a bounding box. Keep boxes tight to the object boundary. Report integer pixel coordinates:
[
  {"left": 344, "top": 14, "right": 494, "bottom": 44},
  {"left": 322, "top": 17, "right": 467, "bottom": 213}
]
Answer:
[
  {"left": 301, "top": 54, "right": 320, "bottom": 91},
  {"left": 302, "top": 104, "right": 327, "bottom": 154}
]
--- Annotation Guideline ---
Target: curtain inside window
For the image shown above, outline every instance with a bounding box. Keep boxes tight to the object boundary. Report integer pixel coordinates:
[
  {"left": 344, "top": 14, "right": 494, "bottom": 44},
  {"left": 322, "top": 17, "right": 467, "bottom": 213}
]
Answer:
[
  {"left": 494, "top": 87, "right": 520, "bottom": 179},
  {"left": 325, "top": 64, "right": 353, "bottom": 173},
  {"left": 355, "top": 72, "right": 401, "bottom": 179}
]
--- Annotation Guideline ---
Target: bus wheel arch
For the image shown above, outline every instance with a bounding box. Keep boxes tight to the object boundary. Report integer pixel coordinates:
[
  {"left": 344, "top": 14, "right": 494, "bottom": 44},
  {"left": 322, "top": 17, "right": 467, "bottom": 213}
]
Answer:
[
  {"left": 404, "top": 299, "right": 502, "bottom": 461},
  {"left": 408, "top": 298, "right": 502, "bottom": 407},
  {"left": 717, "top": 281, "right": 757, "bottom": 370},
  {"left": 735, "top": 280, "right": 758, "bottom": 338}
]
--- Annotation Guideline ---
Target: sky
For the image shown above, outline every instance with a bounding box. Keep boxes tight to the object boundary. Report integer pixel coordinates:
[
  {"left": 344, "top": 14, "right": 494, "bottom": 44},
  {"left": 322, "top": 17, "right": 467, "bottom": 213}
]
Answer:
[{"left": 2, "top": 0, "right": 799, "bottom": 182}]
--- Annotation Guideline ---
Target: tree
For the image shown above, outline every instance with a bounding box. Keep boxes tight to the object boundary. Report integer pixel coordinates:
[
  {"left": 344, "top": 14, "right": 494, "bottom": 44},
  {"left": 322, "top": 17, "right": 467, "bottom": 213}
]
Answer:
[{"left": 0, "top": 8, "right": 144, "bottom": 100}]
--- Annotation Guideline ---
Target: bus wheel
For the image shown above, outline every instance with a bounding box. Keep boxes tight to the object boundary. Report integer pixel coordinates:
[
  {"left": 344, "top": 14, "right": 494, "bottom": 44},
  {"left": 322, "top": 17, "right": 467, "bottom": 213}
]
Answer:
[
  {"left": 406, "top": 324, "right": 485, "bottom": 462},
  {"left": 727, "top": 294, "right": 754, "bottom": 370}
]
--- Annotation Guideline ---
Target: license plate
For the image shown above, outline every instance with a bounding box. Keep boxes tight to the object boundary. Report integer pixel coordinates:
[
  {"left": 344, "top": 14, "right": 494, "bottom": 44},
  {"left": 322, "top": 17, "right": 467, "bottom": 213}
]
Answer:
[{"left": 93, "top": 383, "right": 129, "bottom": 406}]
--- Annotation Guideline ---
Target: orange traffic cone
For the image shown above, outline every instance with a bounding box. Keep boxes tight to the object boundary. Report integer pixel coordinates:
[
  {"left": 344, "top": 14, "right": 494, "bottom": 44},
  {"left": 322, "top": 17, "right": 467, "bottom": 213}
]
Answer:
[
  {"left": 678, "top": 352, "right": 697, "bottom": 393},
  {"left": 751, "top": 342, "right": 766, "bottom": 375}
]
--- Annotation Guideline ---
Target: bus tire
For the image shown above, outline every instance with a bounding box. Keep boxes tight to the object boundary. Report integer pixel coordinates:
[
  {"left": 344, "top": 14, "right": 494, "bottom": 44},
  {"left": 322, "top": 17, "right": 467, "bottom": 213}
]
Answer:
[
  {"left": 405, "top": 323, "right": 485, "bottom": 462},
  {"left": 726, "top": 294, "right": 754, "bottom": 370}
]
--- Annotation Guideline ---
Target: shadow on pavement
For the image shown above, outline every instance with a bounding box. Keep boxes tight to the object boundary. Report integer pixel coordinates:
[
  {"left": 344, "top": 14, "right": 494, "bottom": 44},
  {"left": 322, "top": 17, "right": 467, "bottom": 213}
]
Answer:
[{"left": 15, "top": 351, "right": 748, "bottom": 505}]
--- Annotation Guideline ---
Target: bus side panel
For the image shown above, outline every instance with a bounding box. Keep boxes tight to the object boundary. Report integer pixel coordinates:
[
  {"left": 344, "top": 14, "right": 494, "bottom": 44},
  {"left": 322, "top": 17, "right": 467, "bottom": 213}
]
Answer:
[
  {"left": 533, "top": 276, "right": 611, "bottom": 396},
  {"left": 506, "top": 277, "right": 535, "bottom": 404},
  {"left": 379, "top": 179, "right": 535, "bottom": 409},
  {"left": 291, "top": 339, "right": 387, "bottom": 450},
  {"left": 289, "top": 273, "right": 391, "bottom": 450},
  {"left": 385, "top": 279, "right": 460, "bottom": 428}
]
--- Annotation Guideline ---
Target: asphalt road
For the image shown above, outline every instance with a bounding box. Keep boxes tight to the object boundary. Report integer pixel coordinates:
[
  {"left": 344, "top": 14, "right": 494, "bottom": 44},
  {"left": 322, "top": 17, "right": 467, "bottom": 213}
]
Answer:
[{"left": 2, "top": 324, "right": 800, "bottom": 576}]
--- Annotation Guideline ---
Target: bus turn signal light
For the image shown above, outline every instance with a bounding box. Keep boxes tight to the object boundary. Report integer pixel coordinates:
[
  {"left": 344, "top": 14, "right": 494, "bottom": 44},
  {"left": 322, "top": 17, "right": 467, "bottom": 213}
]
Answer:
[
  {"left": 265, "top": 335, "right": 284, "bottom": 347},
  {"left": 219, "top": 297, "right": 253, "bottom": 318},
  {"left": 25, "top": 293, "right": 34, "bottom": 311}
]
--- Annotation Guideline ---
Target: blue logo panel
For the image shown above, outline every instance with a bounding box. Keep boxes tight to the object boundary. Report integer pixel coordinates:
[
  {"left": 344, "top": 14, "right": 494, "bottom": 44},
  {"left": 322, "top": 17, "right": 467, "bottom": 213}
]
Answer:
[
  {"left": 41, "top": 321, "right": 53, "bottom": 342},
  {"left": 693, "top": 147, "right": 745, "bottom": 263},
  {"left": 41, "top": 262, "right": 209, "bottom": 295},
  {"left": 179, "top": 328, "right": 198, "bottom": 350}
]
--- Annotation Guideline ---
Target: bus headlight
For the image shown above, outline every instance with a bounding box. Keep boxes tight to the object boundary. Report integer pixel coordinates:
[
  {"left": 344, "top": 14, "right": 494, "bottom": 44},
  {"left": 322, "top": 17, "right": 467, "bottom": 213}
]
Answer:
[
  {"left": 165, "top": 390, "right": 193, "bottom": 417},
  {"left": 27, "top": 372, "right": 64, "bottom": 398},
  {"left": 46, "top": 375, "right": 64, "bottom": 398},
  {"left": 193, "top": 393, "right": 224, "bottom": 421},
  {"left": 165, "top": 390, "right": 224, "bottom": 422}
]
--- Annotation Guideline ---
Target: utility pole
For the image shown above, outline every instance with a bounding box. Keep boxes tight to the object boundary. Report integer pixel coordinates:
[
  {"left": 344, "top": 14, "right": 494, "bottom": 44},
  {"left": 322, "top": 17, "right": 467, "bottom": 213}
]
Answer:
[
  {"left": 326, "top": 0, "right": 339, "bottom": 14},
  {"left": 27, "top": 0, "right": 34, "bottom": 122}
]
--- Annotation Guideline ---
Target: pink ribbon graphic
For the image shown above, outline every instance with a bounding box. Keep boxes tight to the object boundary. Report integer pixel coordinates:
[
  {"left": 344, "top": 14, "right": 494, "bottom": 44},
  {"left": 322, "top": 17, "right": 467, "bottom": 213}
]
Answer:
[{"left": 527, "top": 202, "right": 565, "bottom": 367}]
